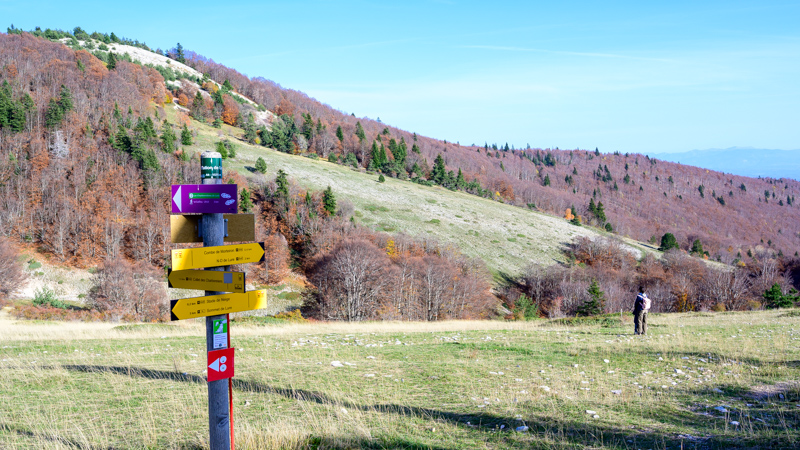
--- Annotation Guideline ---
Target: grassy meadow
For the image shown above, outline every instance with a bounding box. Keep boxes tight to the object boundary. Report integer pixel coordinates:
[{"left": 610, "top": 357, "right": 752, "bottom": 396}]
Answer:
[
  {"left": 1, "top": 309, "right": 798, "bottom": 449},
  {"left": 164, "top": 104, "right": 614, "bottom": 278}
]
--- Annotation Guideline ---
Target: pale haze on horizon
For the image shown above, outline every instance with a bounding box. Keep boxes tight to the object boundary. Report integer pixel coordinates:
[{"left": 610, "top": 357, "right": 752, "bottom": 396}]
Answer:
[{"left": 3, "top": 0, "right": 798, "bottom": 155}]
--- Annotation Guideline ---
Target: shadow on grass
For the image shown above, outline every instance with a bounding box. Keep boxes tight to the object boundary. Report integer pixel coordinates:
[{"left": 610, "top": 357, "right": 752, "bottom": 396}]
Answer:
[
  {"left": 0, "top": 422, "right": 117, "bottom": 449},
  {"left": 301, "top": 435, "right": 455, "bottom": 450},
  {"left": 57, "top": 364, "right": 800, "bottom": 449},
  {"left": 631, "top": 348, "right": 781, "bottom": 371}
]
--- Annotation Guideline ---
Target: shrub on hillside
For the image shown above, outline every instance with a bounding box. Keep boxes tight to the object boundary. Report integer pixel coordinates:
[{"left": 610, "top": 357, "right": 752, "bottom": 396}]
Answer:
[
  {"left": 0, "top": 237, "right": 26, "bottom": 296},
  {"left": 33, "top": 287, "right": 70, "bottom": 309},
  {"left": 89, "top": 258, "right": 168, "bottom": 321},
  {"left": 763, "top": 283, "right": 799, "bottom": 309}
]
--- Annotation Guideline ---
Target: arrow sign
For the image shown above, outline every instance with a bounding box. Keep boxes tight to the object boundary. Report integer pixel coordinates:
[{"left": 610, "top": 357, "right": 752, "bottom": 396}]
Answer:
[
  {"left": 170, "top": 289, "right": 267, "bottom": 321},
  {"left": 170, "top": 214, "right": 255, "bottom": 244},
  {"left": 171, "top": 184, "right": 238, "bottom": 214},
  {"left": 207, "top": 348, "right": 235, "bottom": 382},
  {"left": 171, "top": 242, "right": 265, "bottom": 270},
  {"left": 168, "top": 269, "right": 246, "bottom": 293}
]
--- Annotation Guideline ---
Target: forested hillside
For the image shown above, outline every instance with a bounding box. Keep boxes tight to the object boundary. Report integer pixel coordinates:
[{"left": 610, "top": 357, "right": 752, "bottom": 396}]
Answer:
[{"left": 1, "top": 27, "right": 798, "bottom": 322}]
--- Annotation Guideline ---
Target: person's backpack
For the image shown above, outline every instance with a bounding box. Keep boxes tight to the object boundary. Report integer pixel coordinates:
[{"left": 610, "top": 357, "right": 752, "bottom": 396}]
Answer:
[{"left": 642, "top": 294, "right": 651, "bottom": 311}]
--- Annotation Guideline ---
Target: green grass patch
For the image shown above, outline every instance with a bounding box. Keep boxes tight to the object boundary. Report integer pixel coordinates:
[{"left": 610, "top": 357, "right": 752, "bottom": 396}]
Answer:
[
  {"left": 276, "top": 291, "right": 301, "bottom": 301},
  {"left": 363, "top": 204, "right": 390, "bottom": 212},
  {"left": 427, "top": 219, "right": 440, "bottom": 225},
  {"left": 507, "top": 237, "right": 517, "bottom": 242},
  {"left": 550, "top": 313, "right": 625, "bottom": 328}
]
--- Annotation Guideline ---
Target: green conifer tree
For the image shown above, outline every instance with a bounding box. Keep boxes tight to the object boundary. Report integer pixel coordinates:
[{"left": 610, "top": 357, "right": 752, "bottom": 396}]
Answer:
[
  {"left": 355, "top": 121, "right": 366, "bottom": 144},
  {"left": 763, "top": 283, "right": 798, "bottom": 309},
  {"left": 431, "top": 154, "right": 446, "bottom": 185},
  {"left": 456, "top": 168, "right": 465, "bottom": 189},
  {"left": 255, "top": 157, "right": 267, "bottom": 174},
  {"left": 181, "top": 124, "right": 192, "bottom": 146},
  {"left": 690, "top": 239, "right": 704, "bottom": 256},
  {"left": 578, "top": 279, "right": 606, "bottom": 316},
  {"left": 216, "top": 141, "right": 228, "bottom": 159},
  {"left": 106, "top": 51, "right": 117, "bottom": 69},
  {"left": 322, "top": 185, "right": 336, "bottom": 215},
  {"left": 160, "top": 121, "right": 176, "bottom": 153},
  {"left": 175, "top": 42, "right": 185, "bottom": 63},
  {"left": 275, "top": 169, "right": 289, "bottom": 199},
  {"left": 659, "top": 233, "right": 679, "bottom": 252}
]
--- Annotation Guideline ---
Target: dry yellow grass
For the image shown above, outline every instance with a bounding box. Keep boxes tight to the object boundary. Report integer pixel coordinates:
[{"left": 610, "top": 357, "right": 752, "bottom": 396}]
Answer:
[{"left": 1, "top": 310, "right": 798, "bottom": 449}]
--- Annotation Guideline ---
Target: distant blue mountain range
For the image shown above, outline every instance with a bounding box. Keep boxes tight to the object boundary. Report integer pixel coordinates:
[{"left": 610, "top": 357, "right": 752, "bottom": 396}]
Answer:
[{"left": 648, "top": 147, "right": 800, "bottom": 180}]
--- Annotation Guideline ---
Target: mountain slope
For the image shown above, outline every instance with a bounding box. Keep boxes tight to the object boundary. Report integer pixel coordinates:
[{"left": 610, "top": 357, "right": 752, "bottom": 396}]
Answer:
[
  {"left": 163, "top": 106, "right": 621, "bottom": 276},
  {"left": 2, "top": 28, "right": 799, "bottom": 277}
]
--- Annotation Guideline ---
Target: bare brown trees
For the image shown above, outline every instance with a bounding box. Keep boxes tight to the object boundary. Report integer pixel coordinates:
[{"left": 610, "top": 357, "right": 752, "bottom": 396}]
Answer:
[
  {"left": 305, "top": 234, "right": 495, "bottom": 321},
  {"left": 0, "top": 237, "right": 26, "bottom": 297},
  {"left": 88, "top": 258, "right": 167, "bottom": 321},
  {"left": 310, "top": 239, "right": 391, "bottom": 321}
]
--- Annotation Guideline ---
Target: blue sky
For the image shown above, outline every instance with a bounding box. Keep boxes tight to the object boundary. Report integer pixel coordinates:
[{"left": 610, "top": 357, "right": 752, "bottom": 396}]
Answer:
[{"left": 3, "top": 0, "right": 799, "bottom": 154}]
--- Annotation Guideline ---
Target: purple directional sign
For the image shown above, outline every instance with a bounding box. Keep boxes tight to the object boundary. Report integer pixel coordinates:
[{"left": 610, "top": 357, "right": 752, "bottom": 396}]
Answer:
[{"left": 171, "top": 184, "right": 238, "bottom": 214}]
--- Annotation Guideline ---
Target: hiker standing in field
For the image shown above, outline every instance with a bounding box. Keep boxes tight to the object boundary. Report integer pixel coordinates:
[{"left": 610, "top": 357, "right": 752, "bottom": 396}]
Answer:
[{"left": 633, "top": 286, "right": 650, "bottom": 335}]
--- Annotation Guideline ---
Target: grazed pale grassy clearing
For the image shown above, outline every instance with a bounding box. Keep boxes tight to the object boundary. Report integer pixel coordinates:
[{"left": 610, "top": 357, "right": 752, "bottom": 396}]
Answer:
[
  {"left": 1, "top": 310, "right": 798, "bottom": 449},
  {"left": 165, "top": 105, "right": 613, "bottom": 277}
]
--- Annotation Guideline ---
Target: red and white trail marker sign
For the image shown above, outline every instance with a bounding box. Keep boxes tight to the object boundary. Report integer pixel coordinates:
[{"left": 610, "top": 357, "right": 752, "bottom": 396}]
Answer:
[{"left": 207, "top": 348, "right": 235, "bottom": 382}]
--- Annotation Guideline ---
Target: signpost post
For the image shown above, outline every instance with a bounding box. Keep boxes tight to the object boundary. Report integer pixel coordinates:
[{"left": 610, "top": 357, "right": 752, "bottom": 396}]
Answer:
[
  {"left": 168, "top": 152, "right": 268, "bottom": 449},
  {"left": 199, "top": 151, "right": 232, "bottom": 450}
]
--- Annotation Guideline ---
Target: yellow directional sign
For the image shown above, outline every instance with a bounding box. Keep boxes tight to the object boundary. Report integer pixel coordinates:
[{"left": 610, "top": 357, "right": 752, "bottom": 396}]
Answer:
[
  {"left": 168, "top": 269, "right": 246, "bottom": 293},
  {"left": 170, "top": 289, "right": 267, "bottom": 321},
  {"left": 171, "top": 242, "right": 265, "bottom": 270}
]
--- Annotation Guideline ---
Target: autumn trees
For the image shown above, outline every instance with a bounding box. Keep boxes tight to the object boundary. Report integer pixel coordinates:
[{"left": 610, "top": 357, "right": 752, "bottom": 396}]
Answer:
[
  {"left": 0, "top": 237, "right": 25, "bottom": 297},
  {"left": 506, "top": 234, "right": 797, "bottom": 317},
  {"left": 0, "top": 32, "right": 193, "bottom": 320},
  {"left": 305, "top": 235, "right": 495, "bottom": 322}
]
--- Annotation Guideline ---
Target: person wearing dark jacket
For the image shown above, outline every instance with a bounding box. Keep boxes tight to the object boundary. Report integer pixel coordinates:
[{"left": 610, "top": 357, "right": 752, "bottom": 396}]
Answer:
[{"left": 633, "top": 286, "right": 650, "bottom": 335}]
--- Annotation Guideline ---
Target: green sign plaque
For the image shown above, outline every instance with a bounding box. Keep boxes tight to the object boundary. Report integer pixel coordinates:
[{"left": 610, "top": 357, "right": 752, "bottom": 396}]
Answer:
[{"left": 201, "top": 157, "right": 222, "bottom": 179}]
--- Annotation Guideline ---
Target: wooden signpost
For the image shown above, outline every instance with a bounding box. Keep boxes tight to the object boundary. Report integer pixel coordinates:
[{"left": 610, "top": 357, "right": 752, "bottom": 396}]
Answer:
[{"left": 167, "top": 152, "right": 268, "bottom": 449}]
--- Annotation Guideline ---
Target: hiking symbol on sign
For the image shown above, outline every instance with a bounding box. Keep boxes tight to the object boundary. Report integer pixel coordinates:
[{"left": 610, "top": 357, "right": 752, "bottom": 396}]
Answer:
[{"left": 212, "top": 318, "right": 228, "bottom": 349}]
